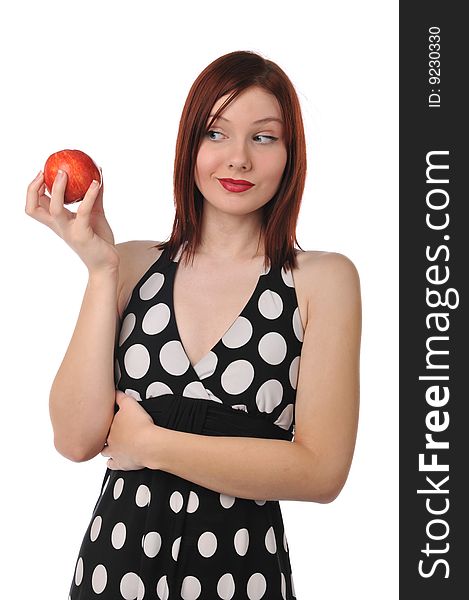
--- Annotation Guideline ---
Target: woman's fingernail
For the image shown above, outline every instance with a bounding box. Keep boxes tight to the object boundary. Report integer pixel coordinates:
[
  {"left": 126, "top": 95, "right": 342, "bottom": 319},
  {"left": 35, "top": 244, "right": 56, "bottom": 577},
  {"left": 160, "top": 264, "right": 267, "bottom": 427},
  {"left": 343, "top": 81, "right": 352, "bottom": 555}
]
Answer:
[
  {"left": 35, "top": 170, "right": 42, "bottom": 180},
  {"left": 56, "top": 169, "right": 64, "bottom": 179}
]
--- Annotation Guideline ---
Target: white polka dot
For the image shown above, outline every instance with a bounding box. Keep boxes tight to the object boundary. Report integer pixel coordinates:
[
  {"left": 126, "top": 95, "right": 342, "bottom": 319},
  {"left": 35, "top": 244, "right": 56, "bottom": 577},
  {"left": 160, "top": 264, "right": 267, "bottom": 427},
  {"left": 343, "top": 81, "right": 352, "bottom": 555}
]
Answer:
[
  {"left": 217, "top": 573, "right": 236, "bottom": 599},
  {"left": 74, "top": 557, "right": 83, "bottom": 586},
  {"left": 255, "top": 380, "right": 283, "bottom": 413},
  {"left": 124, "top": 343, "right": 151, "bottom": 379},
  {"left": 123, "top": 388, "right": 143, "bottom": 401},
  {"left": 220, "top": 493, "right": 236, "bottom": 509},
  {"left": 281, "top": 573, "right": 286, "bottom": 600},
  {"left": 281, "top": 267, "right": 294, "bottom": 287},
  {"left": 142, "top": 531, "right": 162, "bottom": 557},
  {"left": 255, "top": 499, "right": 267, "bottom": 506},
  {"left": 221, "top": 360, "right": 254, "bottom": 394},
  {"left": 119, "top": 313, "right": 136, "bottom": 346},
  {"left": 169, "top": 491, "right": 184, "bottom": 512},
  {"left": 156, "top": 574, "right": 170, "bottom": 600},
  {"left": 258, "top": 332, "right": 287, "bottom": 365},
  {"left": 172, "top": 536, "right": 181, "bottom": 560},
  {"left": 193, "top": 351, "right": 218, "bottom": 379},
  {"left": 222, "top": 316, "right": 253, "bottom": 348},
  {"left": 90, "top": 515, "right": 102, "bottom": 541},
  {"left": 120, "top": 571, "right": 145, "bottom": 600},
  {"left": 283, "top": 531, "right": 289, "bottom": 552},
  {"left": 274, "top": 404, "right": 294, "bottom": 430},
  {"left": 265, "top": 526, "right": 277, "bottom": 553},
  {"left": 160, "top": 340, "right": 190, "bottom": 376},
  {"left": 142, "top": 302, "right": 171, "bottom": 335},
  {"left": 187, "top": 490, "right": 199, "bottom": 513},
  {"left": 289, "top": 356, "right": 300, "bottom": 389},
  {"left": 261, "top": 261, "right": 271, "bottom": 275},
  {"left": 181, "top": 575, "right": 201, "bottom": 600},
  {"left": 247, "top": 572, "right": 267, "bottom": 600},
  {"left": 292, "top": 307, "right": 304, "bottom": 342},
  {"left": 258, "top": 289, "right": 283, "bottom": 319},
  {"left": 206, "top": 389, "right": 223, "bottom": 403},
  {"left": 234, "top": 528, "right": 249, "bottom": 556},
  {"left": 183, "top": 380, "right": 211, "bottom": 400},
  {"left": 231, "top": 404, "right": 248, "bottom": 412},
  {"left": 111, "top": 522, "right": 126, "bottom": 549},
  {"left": 146, "top": 381, "right": 173, "bottom": 398},
  {"left": 135, "top": 484, "right": 151, "bottom": 507},
  {"left": 198, "top": 531, "right": 217, "bottom": 557},
  {"left": 139, "top": 272, "right": 165, "bottom": 300},
  {"left": 92, "top": 564, "right": 107, "bottom": 593},
  {"left": 113, "top": 477, "right": 124, "bottom": 499}
]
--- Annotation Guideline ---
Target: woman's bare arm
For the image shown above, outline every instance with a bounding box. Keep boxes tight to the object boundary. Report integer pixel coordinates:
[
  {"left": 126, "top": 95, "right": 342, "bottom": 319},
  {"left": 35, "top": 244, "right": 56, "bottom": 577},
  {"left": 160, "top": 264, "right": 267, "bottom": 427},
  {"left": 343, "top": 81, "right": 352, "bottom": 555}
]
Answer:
[{"left": 49, "top": 241, "right": 135, "bottom": 462}]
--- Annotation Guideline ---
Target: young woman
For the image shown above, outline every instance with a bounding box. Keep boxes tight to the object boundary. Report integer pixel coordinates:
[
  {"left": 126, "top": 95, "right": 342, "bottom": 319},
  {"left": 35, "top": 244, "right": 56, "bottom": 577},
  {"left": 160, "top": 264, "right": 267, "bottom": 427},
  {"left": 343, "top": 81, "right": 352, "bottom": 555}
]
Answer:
[{"left": 26, "top": 50, "right": 361, "bottom": 600}]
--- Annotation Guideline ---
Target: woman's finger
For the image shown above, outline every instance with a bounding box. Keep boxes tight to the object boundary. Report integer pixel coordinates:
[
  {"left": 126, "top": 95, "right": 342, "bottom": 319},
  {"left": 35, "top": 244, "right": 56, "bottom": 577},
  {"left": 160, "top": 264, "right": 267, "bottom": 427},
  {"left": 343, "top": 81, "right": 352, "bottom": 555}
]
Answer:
[
  {"left": 49, "top": 170, "right": 71, "bottom": 228},
  {"left": 36, "top": 182, "right": 51, "bottom": 210},
  {"left": 75, "top": 178, "right": 102, "bottom": 223},
  {"left": 92, "top": 167, "right": 105, "bottom": 213},
  {"left": 25, "top": 171, "right": 44, "bottom": 213},
  {"left": 25, "top": 171, "right": 55, "bottom": 225}
]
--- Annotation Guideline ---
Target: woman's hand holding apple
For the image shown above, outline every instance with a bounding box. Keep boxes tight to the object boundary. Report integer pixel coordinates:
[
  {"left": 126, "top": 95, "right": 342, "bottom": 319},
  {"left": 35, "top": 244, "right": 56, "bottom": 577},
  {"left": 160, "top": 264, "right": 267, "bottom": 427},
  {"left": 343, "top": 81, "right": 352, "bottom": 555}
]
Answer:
[{"left": 25, "top": 167, "right": 119, "bottom": 276}]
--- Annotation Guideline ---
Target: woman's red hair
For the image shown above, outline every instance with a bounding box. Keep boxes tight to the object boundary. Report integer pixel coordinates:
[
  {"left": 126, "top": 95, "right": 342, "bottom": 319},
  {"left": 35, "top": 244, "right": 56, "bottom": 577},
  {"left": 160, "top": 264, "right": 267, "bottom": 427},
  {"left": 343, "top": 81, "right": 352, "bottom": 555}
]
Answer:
[{"left": 154, "top": 50, "right": 307, "bottom": 271}]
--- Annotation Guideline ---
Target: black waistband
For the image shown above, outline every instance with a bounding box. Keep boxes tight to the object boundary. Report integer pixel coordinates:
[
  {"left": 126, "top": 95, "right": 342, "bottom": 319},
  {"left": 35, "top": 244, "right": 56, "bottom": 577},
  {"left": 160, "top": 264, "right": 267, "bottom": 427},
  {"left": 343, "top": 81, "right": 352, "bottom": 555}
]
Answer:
[{"left": 123, "top": 394, "right": 293, "bottom": 441}]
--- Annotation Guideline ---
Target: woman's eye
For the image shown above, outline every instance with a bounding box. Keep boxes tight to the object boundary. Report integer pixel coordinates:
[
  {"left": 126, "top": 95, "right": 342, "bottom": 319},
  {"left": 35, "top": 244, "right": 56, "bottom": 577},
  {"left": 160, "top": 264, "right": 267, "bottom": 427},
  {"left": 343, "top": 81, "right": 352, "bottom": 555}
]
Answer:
[
  {"left": 253, "top": 135, "right": 278, "bottom": 143},
  {"left": 206, "top": 130, "right": 224, "bottom": 140}
]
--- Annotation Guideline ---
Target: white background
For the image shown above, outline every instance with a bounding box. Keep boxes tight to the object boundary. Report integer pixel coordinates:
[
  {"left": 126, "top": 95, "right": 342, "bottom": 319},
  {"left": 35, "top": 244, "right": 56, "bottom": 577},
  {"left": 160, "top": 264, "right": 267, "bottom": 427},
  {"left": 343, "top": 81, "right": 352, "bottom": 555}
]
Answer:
[{"left": 0, "top": 0, "right": 398, "bottom": 597}]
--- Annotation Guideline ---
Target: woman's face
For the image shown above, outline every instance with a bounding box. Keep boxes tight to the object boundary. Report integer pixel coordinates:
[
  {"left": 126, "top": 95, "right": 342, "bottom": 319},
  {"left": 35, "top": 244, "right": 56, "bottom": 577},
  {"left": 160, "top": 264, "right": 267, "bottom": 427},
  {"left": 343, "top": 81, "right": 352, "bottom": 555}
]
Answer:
[{"left": 194, "top": 86, "right": 287, "bottom": 216}]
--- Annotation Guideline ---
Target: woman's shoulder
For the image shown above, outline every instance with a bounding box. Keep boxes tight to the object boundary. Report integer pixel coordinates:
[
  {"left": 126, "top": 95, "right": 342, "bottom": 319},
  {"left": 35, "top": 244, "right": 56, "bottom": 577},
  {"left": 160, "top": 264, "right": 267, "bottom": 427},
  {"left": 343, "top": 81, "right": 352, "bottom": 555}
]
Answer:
[
  {"left": 294, "top": 250, "right": 361, "bottom": 316},
  {"left": 115, "top": 240, "right": 163, "bottom": 318},
  {"left": 115, "top": 238, "right": 162, "bottom": 254},
  {"left": 295, "top": 249, "right": 359, "bottom": 279},
  {"left": 115, "top": 239, "right": 163, "bottom": 285}
]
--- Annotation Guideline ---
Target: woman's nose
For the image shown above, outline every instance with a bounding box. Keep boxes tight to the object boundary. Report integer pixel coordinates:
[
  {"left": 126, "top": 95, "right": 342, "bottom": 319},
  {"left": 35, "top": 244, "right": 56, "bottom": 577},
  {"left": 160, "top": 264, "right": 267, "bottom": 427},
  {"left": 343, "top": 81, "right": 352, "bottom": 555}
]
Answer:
[{"left": 226, "top": 141, "right": 251, "bottom": 170}]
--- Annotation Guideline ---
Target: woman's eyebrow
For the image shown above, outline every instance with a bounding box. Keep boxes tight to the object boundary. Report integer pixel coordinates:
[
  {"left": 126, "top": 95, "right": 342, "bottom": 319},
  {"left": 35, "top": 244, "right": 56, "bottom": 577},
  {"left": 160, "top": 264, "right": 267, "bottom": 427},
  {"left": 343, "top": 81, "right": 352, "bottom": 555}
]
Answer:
[{"left": 209, "top": 115, "right": 283, "bottom": 124}]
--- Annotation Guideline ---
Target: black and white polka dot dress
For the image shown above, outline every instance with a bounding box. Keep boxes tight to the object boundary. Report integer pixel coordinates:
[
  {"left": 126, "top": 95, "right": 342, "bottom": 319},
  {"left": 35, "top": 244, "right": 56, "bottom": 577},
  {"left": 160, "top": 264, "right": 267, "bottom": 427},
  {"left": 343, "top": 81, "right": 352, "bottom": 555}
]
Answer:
[{"left": 69, "top": 243, "right": 304, "bottom": 600}]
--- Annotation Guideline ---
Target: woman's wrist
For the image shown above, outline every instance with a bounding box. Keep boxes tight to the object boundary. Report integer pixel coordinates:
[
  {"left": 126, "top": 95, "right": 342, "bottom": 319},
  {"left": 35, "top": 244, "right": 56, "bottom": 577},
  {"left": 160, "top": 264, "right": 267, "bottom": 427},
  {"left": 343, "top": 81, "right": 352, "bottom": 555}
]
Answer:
[
  {"left": 87, "top": 267, "right": 119, "bottom": 283},
  {"left": 139, "top": 424, "right": 170, "bottom": 470}
]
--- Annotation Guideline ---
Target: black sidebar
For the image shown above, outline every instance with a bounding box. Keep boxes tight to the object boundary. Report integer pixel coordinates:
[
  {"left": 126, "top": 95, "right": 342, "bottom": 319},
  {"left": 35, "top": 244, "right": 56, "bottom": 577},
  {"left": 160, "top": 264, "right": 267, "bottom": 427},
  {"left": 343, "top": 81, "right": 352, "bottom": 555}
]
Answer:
[{"left": 400, "top": 3, "right": 467, "bottom": 598}]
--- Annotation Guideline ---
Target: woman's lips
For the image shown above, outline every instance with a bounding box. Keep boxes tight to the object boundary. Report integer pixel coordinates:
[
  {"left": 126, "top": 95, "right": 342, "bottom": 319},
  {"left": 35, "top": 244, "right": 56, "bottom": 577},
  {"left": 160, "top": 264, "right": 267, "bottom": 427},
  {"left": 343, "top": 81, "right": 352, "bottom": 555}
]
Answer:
[{"left": 218, "top": 178, "right": 254, "bottom": 193}]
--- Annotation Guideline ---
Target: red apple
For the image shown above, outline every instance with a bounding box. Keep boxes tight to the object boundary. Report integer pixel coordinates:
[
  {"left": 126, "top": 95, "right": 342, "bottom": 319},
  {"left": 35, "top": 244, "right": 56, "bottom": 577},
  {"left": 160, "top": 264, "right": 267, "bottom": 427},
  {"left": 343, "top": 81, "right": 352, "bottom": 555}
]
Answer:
[{"left": 43, "top": 149, "right": 102, "bottom": 204}]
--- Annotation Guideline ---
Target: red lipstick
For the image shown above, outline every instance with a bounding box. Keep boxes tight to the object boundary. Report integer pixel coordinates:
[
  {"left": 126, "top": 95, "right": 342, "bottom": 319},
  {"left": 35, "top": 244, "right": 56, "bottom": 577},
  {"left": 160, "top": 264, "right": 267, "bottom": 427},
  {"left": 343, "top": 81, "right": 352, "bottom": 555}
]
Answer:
[{"left": 218, "top": 178, "right": 254, "bottom": 193}]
